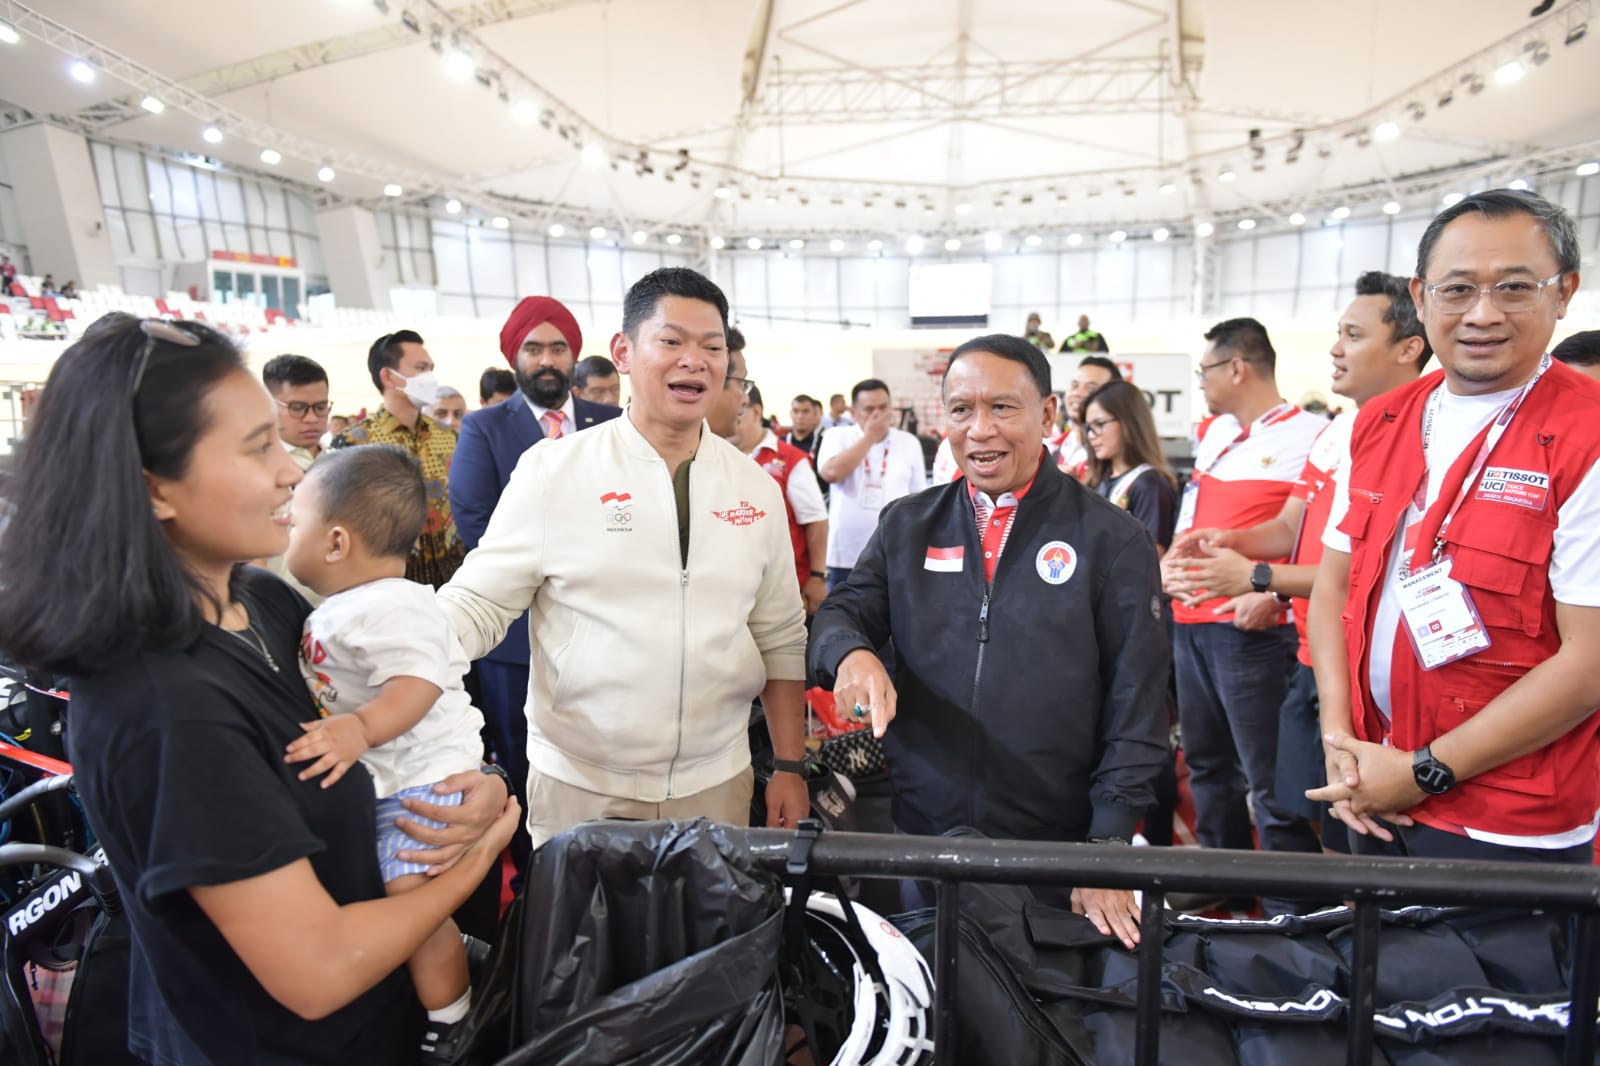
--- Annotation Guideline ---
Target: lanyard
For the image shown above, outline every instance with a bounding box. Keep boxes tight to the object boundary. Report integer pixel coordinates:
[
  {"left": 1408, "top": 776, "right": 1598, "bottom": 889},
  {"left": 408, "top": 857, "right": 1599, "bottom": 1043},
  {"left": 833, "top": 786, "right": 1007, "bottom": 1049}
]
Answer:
[
  {"left": 862, "top": 439, "right": 889, "bottom": 484},
  {"left": 1197, "top": 402, "right": 1296, "bottom": 475},
  {"left": 1409, "top": 353, "right": 1550, "bottom": 564}
]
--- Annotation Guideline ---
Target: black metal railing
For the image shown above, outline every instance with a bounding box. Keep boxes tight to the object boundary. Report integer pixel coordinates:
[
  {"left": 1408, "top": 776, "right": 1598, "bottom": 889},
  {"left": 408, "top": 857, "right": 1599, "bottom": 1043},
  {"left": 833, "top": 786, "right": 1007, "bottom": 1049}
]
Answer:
[{"left": 734, "top": 827, "right": 1600, "bottom": 1066}]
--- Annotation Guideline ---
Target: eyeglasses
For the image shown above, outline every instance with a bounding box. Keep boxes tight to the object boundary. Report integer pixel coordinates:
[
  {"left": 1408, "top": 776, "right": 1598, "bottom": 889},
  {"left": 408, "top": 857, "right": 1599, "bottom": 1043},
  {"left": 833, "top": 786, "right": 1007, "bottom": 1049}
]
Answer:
[
  {"left": 131, "top": 319, "right": 202, "bottom": 398},
  {"left": 276, "top": 398, "right": 332, "bottom": 419},
  {"left": 1083, "top": 417, "right": 1119, "bottom": 438},
  {"left": 726, "top": 374, "right": 753, "bottom": 396},
  {"left": 1193, "top": 358, "right": 1233, "bottom": 382},
  {"left": 1422, "top": 272, "right": 1564, "bottom": 314}
]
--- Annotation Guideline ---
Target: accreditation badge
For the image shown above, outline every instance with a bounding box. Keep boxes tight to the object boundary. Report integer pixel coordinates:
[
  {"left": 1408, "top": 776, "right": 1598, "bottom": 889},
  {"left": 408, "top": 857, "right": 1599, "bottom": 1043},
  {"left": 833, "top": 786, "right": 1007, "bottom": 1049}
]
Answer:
[{"left": 1396, "top": 556, "right": 1492, "bottom": 670}]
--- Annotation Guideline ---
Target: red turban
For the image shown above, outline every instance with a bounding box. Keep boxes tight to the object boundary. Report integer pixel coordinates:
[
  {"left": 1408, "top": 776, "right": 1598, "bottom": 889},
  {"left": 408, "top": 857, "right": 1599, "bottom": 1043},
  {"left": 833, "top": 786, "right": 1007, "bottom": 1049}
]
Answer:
[{"left": 499, "top": 296, "right": 582, "bottom": 367}]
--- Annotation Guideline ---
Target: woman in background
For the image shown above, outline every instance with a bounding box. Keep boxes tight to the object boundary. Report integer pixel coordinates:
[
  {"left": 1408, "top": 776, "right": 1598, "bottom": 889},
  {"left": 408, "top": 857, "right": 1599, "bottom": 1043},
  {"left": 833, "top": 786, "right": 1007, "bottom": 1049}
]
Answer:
[{"left": 1082, "top": 380, "right": 1179, "bottom": 556}]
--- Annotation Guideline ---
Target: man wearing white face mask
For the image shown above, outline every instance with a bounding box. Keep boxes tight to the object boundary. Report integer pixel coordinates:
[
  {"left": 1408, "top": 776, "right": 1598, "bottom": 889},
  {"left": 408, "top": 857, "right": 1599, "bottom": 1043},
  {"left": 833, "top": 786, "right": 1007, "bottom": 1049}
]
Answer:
[{"left": 330, "top": 329, "right": 466, "bottom": 588}]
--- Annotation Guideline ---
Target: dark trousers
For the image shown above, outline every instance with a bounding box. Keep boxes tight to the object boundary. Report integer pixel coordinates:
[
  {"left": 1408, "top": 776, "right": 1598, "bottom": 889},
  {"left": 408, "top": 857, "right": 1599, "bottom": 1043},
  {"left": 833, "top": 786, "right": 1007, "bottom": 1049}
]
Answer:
[
  {"left": 1174, "top": 622, "right": 1320, "bottom": 857},
  {"left": 1276, "top": 661, "right": 1349, "bottom": 853},
  {"left": 1350, "top": 817, "right": 1595, "bottom": 865},
  {"left": 478, "top": 657, "right": 532, "bottom": 876}
]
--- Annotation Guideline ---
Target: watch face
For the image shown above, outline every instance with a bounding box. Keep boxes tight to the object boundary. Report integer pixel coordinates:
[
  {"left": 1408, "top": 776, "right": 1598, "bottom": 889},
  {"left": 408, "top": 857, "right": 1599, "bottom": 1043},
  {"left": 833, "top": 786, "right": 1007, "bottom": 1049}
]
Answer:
[{"left": 1415, "top": 761, "right": 1453, "bottom": 794}]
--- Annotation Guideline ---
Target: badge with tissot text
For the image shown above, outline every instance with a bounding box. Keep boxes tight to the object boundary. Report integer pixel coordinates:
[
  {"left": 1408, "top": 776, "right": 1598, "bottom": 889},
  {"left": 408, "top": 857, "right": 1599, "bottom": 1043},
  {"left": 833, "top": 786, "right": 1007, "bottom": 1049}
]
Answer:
[
  {"left": 1396, "top": 556, "right": 1492, "bottom": 670},
  {"left": 1473, "top": 466, "right": 1550, "bottom": 511}
]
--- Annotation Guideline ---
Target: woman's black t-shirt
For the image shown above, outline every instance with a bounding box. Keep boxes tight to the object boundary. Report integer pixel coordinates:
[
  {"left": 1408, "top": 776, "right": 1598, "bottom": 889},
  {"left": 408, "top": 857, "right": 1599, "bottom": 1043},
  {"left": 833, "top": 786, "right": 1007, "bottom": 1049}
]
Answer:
[
  {"left": 1096, "top": 468, "right": 1179, "bottom": 551},
  {"left": 67, "top": 569, "right": 421, "bottom": 1065}
]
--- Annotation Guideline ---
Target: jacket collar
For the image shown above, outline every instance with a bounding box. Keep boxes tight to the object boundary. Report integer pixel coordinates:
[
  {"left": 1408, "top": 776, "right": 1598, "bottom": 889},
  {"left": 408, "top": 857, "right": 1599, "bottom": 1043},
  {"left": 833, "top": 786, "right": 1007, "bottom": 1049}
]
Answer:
[{"left": 614, "top": 406, "right": 711, "bottom": 464}]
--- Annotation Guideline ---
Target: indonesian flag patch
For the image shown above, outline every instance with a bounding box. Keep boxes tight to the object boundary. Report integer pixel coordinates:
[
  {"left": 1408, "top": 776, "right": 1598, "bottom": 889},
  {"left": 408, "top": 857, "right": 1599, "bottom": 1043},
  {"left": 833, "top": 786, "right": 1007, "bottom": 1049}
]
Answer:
[{"left": 924, "top": 545, "right": 965, "bottom": 573}]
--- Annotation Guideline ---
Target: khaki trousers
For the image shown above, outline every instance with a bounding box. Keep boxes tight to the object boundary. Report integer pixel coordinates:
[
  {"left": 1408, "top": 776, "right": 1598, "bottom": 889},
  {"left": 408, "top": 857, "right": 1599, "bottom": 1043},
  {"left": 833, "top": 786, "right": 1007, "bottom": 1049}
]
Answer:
[{"left": 526, "top": 765, "right": 756, "bottom": 849}]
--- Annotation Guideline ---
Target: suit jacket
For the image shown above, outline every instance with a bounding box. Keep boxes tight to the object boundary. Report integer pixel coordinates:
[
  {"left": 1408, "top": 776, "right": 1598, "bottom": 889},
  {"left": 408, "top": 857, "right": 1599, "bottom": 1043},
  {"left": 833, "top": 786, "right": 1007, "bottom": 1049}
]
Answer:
[{"left": 449, "top": 395, "right": 623, "bottom": 664}]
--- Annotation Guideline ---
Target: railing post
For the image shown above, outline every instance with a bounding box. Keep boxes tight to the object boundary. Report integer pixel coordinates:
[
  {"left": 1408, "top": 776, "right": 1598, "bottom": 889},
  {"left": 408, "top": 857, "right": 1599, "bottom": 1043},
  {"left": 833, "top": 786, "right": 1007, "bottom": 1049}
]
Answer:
[
  {"left": 1134, "top": 889, "right": 1165, "bottom": 1066},
  {"left": 933, "top": 879, "right": 960, "bottom": 1064},
  {"left": 1347, "top": 901, "right": 1380, "bottom": 1066}
]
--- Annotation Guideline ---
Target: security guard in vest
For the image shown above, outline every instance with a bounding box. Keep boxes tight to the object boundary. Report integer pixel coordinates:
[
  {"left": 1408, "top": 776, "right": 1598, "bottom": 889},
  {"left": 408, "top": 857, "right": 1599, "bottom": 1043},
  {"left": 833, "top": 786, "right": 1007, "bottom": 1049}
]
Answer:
[{"left": 1308, "top": 190, "right": 1600, "bottom": 864}]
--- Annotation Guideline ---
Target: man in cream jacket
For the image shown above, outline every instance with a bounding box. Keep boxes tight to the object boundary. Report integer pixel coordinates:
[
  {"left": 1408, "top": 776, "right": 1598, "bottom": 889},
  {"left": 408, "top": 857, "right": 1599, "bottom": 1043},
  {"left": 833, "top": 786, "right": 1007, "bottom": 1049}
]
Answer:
[{"left": 438, "top": 268, "right": 812, "bottom": 845}]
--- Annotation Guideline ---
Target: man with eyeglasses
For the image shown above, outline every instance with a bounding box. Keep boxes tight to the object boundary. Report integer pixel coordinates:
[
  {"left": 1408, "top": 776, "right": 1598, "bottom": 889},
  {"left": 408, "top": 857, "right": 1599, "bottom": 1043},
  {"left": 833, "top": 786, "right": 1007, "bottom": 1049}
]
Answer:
[
  {"left": 1308, "top": 189, "right": 1600, "bottom": 866},
  {"left": 262, "top": 354, "right": 331, "bottom": 471},
  {"left": 1164, "top": 317, "right": 1327, "bottom": 913}
]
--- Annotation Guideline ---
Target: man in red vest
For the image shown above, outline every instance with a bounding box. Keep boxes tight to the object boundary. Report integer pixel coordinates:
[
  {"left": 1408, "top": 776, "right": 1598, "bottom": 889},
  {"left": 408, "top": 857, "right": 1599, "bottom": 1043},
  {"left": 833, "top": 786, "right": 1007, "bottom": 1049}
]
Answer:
[
  {"left": 1309, "top": 189, "right": 1600, "bottom": 864},
  {"left": 725, "top": 382, "right": 830, "bottom": 616}
]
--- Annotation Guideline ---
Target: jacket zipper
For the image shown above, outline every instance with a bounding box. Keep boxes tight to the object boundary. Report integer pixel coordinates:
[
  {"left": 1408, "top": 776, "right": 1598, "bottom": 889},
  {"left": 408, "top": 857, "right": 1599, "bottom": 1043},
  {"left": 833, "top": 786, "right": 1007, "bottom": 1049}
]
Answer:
[{"left": 667, "top": 568, "right": 689, "bottom": 798}]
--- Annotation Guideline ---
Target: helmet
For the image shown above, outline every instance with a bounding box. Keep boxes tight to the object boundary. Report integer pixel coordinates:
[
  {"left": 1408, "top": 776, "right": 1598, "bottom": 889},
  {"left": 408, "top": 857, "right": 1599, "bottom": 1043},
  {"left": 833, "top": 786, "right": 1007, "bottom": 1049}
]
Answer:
[{"left": 784, "top": 890, "right": 936, "bottom": 1066}]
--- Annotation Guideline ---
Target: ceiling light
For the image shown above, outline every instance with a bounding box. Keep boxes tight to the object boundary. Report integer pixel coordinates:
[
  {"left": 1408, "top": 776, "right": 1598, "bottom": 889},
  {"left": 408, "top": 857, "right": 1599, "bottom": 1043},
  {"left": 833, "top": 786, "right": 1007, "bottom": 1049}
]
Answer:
[
  {"left": 383, "top": 182, "right": 402, "bottom": 196},
  {"left": 1237, "top": 218, "right": 1256, "bottom": 230},
  {"left": 491, "top": 216, "right": 509, "bottom": 229},
  {"left": 632, "top": 230, "right": 648, "bottom": 244},
  {"left": 1066, "top": 233, "right": 1084, "bottom": 247},
  {"left": 1195, "top": 222, "right": 1215, "bottom": 237},
  {"left": 317, "top": 165, "right": 335, "bottom": 182},
  {"left": 443, "top": 50, "right": 475, "bottom": 80},
  {"left": 139, "top": 95, "right": 165, "bottom": 114},
  {"left": 906, "top": 235, "right": 926, "bottom": 254},
  {"left": 1577, "top": 162, "right": 1600, "bottom": 177},
  {"left": 1467, "top": 73, "right": 1486, "bottom": 94},
  {"left": 1382, "top": 201, "right": 1401, "bottom": 215},
  {"left": 1152, "top": 227, "right": 1170, "bottom": 242},
  {"left": 764, "top": 195, "right": 778, "bottom": 206},
  {"left": 202, "top": 126, "right": 223, "bottom": 144},
  {"left": 1567, "top": 22, "right": 1587, "bottom": 46},
  {"left": 1217, "top": 169, "right": 1236, "bottom": 183},
  {"left": 69, "top": 60, "right": 95, "bottom": 83},
  {"left": 746, "top": 237, "right": 762, "bottom": 250},
  {"left": 1024, "top": 234, "right": 1042, "bottom": 247},
  {"left": 1438, "top": 88, "right": 1454, "bottom": 108},
  {"left": 589, "top": 225, "right": 608, "bottom": 240},
  {"left": 867, "top": 239, "right": 883, "bottom": 251},
  {"left": 1331, "top": 205, "right": 1351, "bottom": 220},
  {"left": 1373, "top": 120, "right": 1400, "bottom": 142},
  {"left": 581, "top": 143, "right": 605, "bottom": 167},
  {"left": 924, "top": 203, "right": 936, "bottom": 214},
  {"left": 511, "top": 100, "right": 536, "bottom": 123},
  {"left": 1159, "top": 183, "right": 1177, "bottom": 195},
  {"left": 445, "top": 199, "right": 462, "bottom": 214},
  {"left": 709, "top": 235, "right": 726, "bottom": 249},
  {"left": 1108, "top": 230, "right": 1127, "bottom": 243},
  {"left": 954, "top": 202, "right": 973, "bottom": 215},
  {"left": 1288, "top": 212, "right": 1306, "bottom": 226},
  {"left": 1441, "top": 192, "right": 1464, "bottom": 206},
  {"left": 549, "top": 223, "right": 565, "bottom": 237},
  {"left": 822, "top": 238, "right": 841, "bottom": 252},
  {"left": 1494, "top": 60, "right": 1525, "bottom": 85},
  {"left": 714, "top": 185, "right": 733, "bottom": 200},
  {"left": 259, "top": 148, "right": 282, "bottom": 165},
  {"left": 0, "top": 20, "right": 19, "bottom": 45},
  {"left": 665, "top": 232, "right": 681, "bottom": 245},
  {"left": 1508, "top": 178, "right": 1532, "bottom": 191},
  {"left": 944, "top": 238, "right": 962, "bottom": 251},
  {"left": 984, "top": 232, "right": 1003, "bottom": 252},
  {"left": 787, "top": 238, "right": 804, "bottom": 250}
]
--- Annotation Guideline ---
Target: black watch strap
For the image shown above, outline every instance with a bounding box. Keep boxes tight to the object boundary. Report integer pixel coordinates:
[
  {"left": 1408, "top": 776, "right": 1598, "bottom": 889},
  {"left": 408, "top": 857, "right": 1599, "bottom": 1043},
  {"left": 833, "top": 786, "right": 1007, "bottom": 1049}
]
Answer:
[
  {"left": 809, "top": 570, "right": 827, "bottom": 580},
  {"left": 1250, "top": 562, "right": 1273, "bottom": 594},
  {"left": 772, "top": 756, "right": 810, "bottom": 775},
  {"left": 480, "top": 763, "right": 513, "bottom": 790},
  {"left": 1412, "top": 744, "right": 1457, "bottom": 795}
]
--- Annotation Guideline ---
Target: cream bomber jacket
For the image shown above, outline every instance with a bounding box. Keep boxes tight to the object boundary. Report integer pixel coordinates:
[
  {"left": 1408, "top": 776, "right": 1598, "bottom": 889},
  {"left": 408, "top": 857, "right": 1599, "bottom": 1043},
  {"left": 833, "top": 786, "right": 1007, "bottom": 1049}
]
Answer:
[{"left": 437, "top": 411, "right": 808, "bottom": 803}]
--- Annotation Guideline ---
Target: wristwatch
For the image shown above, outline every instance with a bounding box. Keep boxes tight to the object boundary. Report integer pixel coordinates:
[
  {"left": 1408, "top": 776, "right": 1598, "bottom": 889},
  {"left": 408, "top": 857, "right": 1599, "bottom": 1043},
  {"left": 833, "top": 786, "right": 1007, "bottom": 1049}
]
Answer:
[
  {"left": 1250, "top": 562, "right": 1273, "bottom": 594},
  {"left": 1412, "top": 745, "right": 1458, "bottom": 795},
  {"left": 772, "top": 756, "right": 810, "bottom": 776},
  {"left": 809, "top": 570, "right": 827, "bottom": 580},
  {"left": 480, "top": 763, "right": 514, "bottom": 791}
]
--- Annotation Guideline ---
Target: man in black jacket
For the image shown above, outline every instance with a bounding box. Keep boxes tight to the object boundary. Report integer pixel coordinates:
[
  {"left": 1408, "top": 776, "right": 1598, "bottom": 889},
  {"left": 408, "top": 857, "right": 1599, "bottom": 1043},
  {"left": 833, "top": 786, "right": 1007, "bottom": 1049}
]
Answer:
[{"left": 810, "top": 333, "right": 1169, "bottom": 949}]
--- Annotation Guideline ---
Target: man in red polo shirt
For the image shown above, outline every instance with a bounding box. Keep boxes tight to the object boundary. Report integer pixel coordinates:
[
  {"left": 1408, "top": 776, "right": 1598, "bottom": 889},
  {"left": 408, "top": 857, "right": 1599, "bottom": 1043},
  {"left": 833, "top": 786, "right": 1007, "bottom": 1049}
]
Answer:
[
  {"left": 1166, "top": 274, "right": 1430, "bottom": 854},
  {"left": 1160, "top": 318, "right": 1326, "bottom": 912},
  {"left": 1309, "top": 190, "right": 1600, "bottom": 864}
]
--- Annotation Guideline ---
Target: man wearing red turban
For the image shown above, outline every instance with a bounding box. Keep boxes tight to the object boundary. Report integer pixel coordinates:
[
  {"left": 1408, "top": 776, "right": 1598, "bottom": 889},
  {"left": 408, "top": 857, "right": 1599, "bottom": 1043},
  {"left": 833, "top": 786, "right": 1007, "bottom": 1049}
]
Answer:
[{"left": 450, "top": 296, "right": 622, "bottom": 876}]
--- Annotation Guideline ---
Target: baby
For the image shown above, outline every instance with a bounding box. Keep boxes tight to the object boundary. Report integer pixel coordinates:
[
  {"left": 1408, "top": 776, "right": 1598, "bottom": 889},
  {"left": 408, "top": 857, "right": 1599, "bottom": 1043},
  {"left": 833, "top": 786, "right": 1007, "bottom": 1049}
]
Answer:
[{"left": 284, "top": 444, "right": 487, "bottom": 1062}]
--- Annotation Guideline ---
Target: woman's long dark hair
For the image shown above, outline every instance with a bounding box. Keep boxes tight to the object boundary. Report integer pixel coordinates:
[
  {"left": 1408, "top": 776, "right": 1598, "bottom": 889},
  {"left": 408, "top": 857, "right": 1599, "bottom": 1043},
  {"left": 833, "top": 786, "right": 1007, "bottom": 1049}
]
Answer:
[
  {"left": 0, "top": 314, "right": 245, "bottom": 675},
  {"left": 1081, "top": 380, "right": 1177, "bottom": 492}
]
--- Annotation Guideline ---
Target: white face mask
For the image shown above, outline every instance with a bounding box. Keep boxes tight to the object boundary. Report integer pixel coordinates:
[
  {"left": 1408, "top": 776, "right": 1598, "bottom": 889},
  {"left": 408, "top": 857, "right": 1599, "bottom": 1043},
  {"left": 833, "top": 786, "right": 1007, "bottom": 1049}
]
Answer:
[{"left": 393, "top": 369, "right": 441, "bottom": 407}]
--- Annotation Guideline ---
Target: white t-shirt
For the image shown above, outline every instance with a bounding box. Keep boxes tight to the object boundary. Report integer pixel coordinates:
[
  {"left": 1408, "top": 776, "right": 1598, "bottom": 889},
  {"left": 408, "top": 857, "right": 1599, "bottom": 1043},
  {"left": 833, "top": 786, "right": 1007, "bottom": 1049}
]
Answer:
[
  {"left": 817, "top": 425, "right": 928, "bottom": 568},
  {"left": 301, "top": 577, "right": 486, "bottom": 798},
  {"left": 1322, "top": 382, "right": 1600, "bottom": 846}
]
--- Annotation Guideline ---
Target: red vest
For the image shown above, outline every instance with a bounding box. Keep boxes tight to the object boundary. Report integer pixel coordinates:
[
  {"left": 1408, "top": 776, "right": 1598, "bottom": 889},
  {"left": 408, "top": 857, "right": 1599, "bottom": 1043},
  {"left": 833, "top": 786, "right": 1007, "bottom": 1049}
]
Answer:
[
  {"left": 753, "top": 437, "right": 811, "bottom": 588},
  {"left": 1338, "top": 362, "right": 1600, "bottom": 837}
]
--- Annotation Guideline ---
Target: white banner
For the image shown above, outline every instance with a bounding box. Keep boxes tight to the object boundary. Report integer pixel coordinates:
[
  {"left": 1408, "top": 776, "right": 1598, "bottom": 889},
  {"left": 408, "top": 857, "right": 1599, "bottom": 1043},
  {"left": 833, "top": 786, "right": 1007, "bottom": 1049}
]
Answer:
[{"left": 1047, "top": 352, "right": 1193, "bottom": 439}]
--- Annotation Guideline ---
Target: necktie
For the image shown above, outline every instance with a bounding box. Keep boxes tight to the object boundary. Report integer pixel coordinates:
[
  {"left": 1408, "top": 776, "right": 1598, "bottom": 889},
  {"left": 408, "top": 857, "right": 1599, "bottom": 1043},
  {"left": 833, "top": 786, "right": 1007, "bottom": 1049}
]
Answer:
[{"left": 541, "top": 410, "right": 566, "bottom": 440}]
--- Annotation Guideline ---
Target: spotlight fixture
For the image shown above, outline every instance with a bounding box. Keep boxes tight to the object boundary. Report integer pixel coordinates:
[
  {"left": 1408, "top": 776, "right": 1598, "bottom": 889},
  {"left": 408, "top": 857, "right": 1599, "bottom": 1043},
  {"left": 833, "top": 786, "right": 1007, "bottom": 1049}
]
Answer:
[
  {"left": 1494, "top": 60, "right": 1525, "bottom": 85},
  {"left": 1524, "top": 40, "right": 1550, "bottom": 65},
  {"left": 372, "top": 0, "right": 389, "bottom": 11},
  {"left": 1195, "top": 221, "right": 1215, "bottom": 237},
  {"left": 491, "top": 216, "right": 509, "bottom": 229},
  {"left": 665, "top": 232, "right": 682, "bottom": 245},
  {"left": 259, "top": 148, "right": 282, "bottom": 165},
  {"left": 1374, "top": 121, "right": 1400, "bottom": 142},
  {"left": 1285, "top": 133, "right": 1305, "bottom": 165},
  {"left": 511, "top": 100, "right": 536, "bottom": 123},
  {"left": 1066, "top": 233, "right": 1084, "bottom": 247},
  {"left": 317, "top": 165, "right": 335, "bottom": 182},
  {"left": 0, "top": 19, "right": 20, "bottom": 44},
  {"left": 944, "top": 238, "right": 962, "bottom": 252},
  {"left": 1576, "top": 162, "right": 1600, "bottom": 177},
  {"left": 400, "top": 10, "right": 421, "bottom": 33},
  {"left": 1152, "top": 227, "right": 1170, "bottom": 242},
  {"left": 1283, "top": 212, "right": 1304, "bottom": 226},
  {"left": 1441, "top": 192, "right": 1464, "bottom": 206},
  {"left": 383, "top": 183, "right": 402, "bottom": 196},
  {"left": 202, "top": 126, "right": 223, "bottom": 144},
  {"left": 1237, "top": 218, "right": 1256, "bottom": 230},
  {"left": 1565, "top": 22, "right": 1586, "bottom": 46},
  {"left": 1108, "top": 230, "right": 1127, "bottom": 243},
  {"left": 632, "top": 230, "right": 648, "bottom": 244},
  {"left": 789, "top": 238, "right": 806, "bottom": 250},
  {"left": 581, "top": 143, "right": 605, "bottom": 167},
  {"left": 1024, "top": 234, "right": 1042, "bottom": 247},
  {"left": 1437, "top": 88, "right": 1454, "bottom": 108},
  {"left": 590, "top": 225, "right": 608, "bottom": 240},
  {"left": 983, "top": 232, "right": 1003, "bottom": 252},
  {"left": 1159, "top": 183, "right": 1177, "bottom": 195},
  {"left": 954, "top": 201, "right": 973, "bottom": 215},
  {"left": 443, "top": 50, "right": 475, "bottom": 80},
  {"left": 866, "top": 239, "right": 884, "bottom": 252},
  {"left": 1217, "top": 169, "right": 1236, "bottom": 183},
  {"left": 905, "top": 235, "right": 926, "bottom": 255},
  {"left": 1316, "top": 142, "right": 1333, "bottom": 159},
  {"left": 69, "top": 59, "right": 96, "bottom": 83},
  {"left": 140, "top": 96, "right": 165, "bottom": 114},
  {"left": 445, "top": 199, "right": 462, "bottom": 214},
  {"left": 1508, "top": 178, "right": 1532, "bottom": 191},
  {"left": 1330, "top": 205, "right": 1351, "bottom": 220},
  {"left": 1406, "top": 101, "right": 1426, "bottom": 122},
  {"left": 714, "top": 185, "right": 732, "bottom": 199},
  {"left": 709, "top": 235, "right": 726, "bottom": 249},
  {"left": 1382, "top": 201, "right": 1401, "bottom": 215},
  {"left": 549, "top": 222, "right": 565, "bottom": 237},
  {"left": 1467, "top": 73, "right": 1486, "bottom": 94},
  {"left": 829, "top": 239, "right": 845, "bottom": 252}
]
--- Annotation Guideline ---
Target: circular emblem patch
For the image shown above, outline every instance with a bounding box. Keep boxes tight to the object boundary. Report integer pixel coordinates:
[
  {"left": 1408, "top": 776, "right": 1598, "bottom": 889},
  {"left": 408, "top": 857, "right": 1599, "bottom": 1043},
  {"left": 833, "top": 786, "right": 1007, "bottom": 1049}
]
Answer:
[{"left": 1035, "top": 540, "right": 1077, "bottom": 585}]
